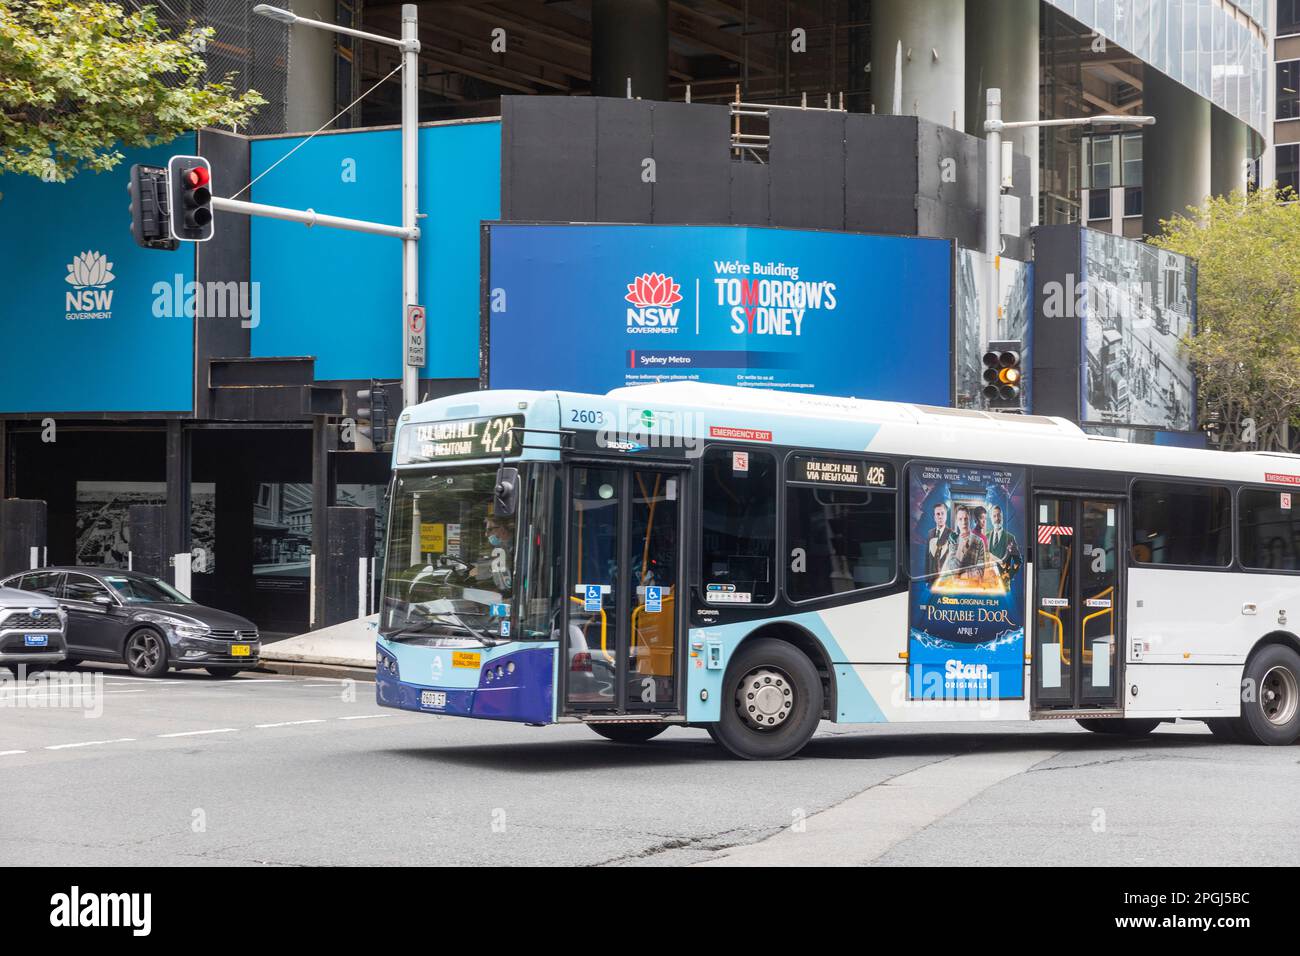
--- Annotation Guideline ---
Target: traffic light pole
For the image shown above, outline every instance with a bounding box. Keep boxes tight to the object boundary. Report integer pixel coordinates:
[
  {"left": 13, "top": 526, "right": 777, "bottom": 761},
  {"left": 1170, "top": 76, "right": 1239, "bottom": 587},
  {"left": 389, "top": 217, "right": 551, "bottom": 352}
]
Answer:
[
  {"left": 981, "top": 87, "right": 1155, "bottom": 406},
  {"left": 982, "top": 89, "right": 1002, "bottom": 348},
  {"left": 245, "top": 3, "right": 422, "bottom": 409},
  {"left": 400, "top": 4, "right": 421, "bottom": 411},
  {"left": 209, "top": 196, "right": 417, "bottom": 241}
]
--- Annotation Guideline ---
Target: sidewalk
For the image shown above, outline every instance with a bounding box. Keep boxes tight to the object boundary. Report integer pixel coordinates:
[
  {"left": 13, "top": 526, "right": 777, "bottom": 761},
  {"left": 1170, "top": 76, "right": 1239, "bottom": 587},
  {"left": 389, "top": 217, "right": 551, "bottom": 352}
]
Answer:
[{"left": 259, "top": 615, "right": 378, "bottom": 681}]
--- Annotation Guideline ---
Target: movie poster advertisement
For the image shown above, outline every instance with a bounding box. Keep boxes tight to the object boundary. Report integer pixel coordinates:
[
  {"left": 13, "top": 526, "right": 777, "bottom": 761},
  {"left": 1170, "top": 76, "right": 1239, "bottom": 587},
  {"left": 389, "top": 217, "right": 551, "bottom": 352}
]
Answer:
[{"left": 907, "top": 463, "right": 1027, "bottom": 700}]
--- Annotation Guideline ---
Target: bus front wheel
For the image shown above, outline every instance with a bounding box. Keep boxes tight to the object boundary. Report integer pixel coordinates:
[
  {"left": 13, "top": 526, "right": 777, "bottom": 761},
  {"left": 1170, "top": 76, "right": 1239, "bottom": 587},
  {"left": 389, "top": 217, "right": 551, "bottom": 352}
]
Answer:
[
  {"left": 588, "top": 724, "right": 667, "bottom": 744},
  {"left": 713, "top": 638, "right": 823, "bottom": 760},
  {"left": 1234, "top": 644, "right": 1300, "bottom": 746}
]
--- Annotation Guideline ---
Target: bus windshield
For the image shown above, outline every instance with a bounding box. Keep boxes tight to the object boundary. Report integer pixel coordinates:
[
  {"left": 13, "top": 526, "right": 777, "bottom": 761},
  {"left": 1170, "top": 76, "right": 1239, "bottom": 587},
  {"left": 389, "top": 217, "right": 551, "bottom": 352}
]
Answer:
[{"left": 381, "top": 467, "right": 517, "bottom": 642}]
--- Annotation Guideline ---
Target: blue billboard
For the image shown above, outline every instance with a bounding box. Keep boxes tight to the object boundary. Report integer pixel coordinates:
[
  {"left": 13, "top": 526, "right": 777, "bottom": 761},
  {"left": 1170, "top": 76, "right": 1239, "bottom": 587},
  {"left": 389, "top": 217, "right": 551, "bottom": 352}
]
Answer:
[
  {"left": 486, "top": 224, "right": 953, "bottom": 402},
  {"left": 0, "top": 137, "right": 197, "bottom": 413}
]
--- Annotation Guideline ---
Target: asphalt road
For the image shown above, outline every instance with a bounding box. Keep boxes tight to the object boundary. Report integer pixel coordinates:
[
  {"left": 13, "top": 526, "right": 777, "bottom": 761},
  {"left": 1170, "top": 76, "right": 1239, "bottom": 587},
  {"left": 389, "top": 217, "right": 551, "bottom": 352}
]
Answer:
[{"left": 2, "top": 666, "right": 1298, "bottom": 867}]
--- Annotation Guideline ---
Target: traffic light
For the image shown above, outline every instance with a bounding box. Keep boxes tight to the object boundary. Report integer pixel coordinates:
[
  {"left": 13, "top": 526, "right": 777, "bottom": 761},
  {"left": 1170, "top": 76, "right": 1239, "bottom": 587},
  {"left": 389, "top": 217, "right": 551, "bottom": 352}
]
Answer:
[
  {"left": 127, "top": 164, "right": 179, "bottom": 251},
  {"left": 167, "top": 155, "right": 215, "bottom": 242},
  {"left": 356, "top": 382, "right": 391, "bottom": 453},
  {"left": 982, "top": 340, "right": 1024, "bottom": 410}
]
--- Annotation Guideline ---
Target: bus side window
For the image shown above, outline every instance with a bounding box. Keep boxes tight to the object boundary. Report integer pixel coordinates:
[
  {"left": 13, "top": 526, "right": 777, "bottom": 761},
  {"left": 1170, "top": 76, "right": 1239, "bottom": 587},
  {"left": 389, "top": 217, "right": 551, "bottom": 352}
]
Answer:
[
  {"left": 700, "top": 447, "right": 776, "bottom": 604},
  {"left": 1239, "top": 487, "right": 1300, "bottom": 572}
]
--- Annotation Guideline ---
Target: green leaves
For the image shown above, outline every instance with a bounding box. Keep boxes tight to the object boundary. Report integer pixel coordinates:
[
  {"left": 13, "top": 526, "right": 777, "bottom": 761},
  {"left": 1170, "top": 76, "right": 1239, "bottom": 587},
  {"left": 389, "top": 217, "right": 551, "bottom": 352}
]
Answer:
[
  {"left": 1152, "top": 189, "right": 1300, "bottom": 450},
  {"left": 0, "top": 0, "right": 264, "bottom": 181}
]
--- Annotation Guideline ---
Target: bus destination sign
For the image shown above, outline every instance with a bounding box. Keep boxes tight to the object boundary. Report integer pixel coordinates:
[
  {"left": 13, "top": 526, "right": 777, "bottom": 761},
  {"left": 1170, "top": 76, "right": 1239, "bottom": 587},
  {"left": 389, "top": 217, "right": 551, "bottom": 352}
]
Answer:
[
  {"left": 398, "top": 415, "right": 523, "bottom": 464},
  {"left": 789, "top": 456, "right": 894, "bottom": 488}
]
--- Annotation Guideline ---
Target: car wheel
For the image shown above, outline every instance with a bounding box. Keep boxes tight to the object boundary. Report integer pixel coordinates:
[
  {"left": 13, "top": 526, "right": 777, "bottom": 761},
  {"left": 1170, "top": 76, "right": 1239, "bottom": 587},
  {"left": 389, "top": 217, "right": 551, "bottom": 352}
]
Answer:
[
  {"left": 1233, "top": 644, "right": 1300, "bottom": 745},
  {"left": 588, "top": 723, "right": 667, "bottom": 743},
  {"left": 205, "top": 667, "right": 242, "bottom": 679},
  {"left": 712, "top": 638, "right": 823, "bottom": 760},
  {"left": 1076, "top": 718, "right": 1161, "bottom": 736},
  {"left": 124, "top": 628, "right": 168, "bottom": 678},
  {"left": 1205, "top": 718, "right": 1241, "bottom": 741}
]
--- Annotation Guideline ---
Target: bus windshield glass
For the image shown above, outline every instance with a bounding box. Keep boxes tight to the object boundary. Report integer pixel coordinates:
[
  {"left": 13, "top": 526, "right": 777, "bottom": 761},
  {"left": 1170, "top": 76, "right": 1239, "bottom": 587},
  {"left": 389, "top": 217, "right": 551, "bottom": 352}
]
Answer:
[{"left": 381, "top": 468, "right": 517, "bottom": 641}]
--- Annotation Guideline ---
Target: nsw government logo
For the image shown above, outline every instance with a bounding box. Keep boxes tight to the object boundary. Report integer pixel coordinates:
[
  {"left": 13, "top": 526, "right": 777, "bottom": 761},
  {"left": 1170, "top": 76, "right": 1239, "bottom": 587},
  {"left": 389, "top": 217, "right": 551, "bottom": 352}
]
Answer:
[
  {"left": 64, "top": 250, "right": 115, "bottom": 320},
  {"left": 625, "top": 272, "right": 682, "bottom": 334}
]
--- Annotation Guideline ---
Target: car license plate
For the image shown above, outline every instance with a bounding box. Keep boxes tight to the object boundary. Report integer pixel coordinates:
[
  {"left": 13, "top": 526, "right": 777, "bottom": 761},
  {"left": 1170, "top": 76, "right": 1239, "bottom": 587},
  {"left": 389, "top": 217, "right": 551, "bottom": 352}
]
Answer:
[
  {"left": 420, "top": 690, "right": 447, "bottom": 708},
  {"left": 24, "top": 634, "right": 48, "bottom": 647},
  {"left": 230, "top": 644, "right": 251, "bottom": 657}
]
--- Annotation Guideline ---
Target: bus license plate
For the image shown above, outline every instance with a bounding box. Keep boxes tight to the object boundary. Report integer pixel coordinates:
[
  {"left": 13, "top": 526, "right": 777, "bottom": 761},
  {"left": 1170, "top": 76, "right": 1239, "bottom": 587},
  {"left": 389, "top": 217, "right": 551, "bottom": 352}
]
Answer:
[
  {"left": 420, "top": 690, "right": 447, "bottom": 709},
  {"left": 24, "top": 634, "right": 48, "bottom": 647},
  {"left": 230, "top": 644, "right": 251, "bottom": 657}
]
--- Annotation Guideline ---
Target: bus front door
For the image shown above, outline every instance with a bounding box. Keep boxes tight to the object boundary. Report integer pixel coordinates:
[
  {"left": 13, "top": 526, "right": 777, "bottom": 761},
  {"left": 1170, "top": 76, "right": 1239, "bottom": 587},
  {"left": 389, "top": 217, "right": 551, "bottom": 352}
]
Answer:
[
  {"left": 562, "top": 464, "right": 685, "bottom": 715},
  {"left": 1032, "top": 495, "right": 1124, "bottom": 713}
]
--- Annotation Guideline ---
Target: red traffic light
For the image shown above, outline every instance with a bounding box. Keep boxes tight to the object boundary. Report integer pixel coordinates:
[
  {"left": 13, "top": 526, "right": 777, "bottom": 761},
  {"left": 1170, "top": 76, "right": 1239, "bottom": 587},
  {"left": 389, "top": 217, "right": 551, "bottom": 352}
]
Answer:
[{"left": 183, "top": 165, "right": 210, "bottom": 189}]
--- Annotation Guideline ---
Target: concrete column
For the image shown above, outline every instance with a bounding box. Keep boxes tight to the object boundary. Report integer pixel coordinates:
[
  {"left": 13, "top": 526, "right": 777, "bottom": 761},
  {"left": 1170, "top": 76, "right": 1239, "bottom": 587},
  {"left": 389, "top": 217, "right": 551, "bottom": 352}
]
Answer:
[
  {"left": 871, "top": 0, "right": 965, "bottom": 128},
  {"left": 1142, "top": 70, "right": 1211, "bottom": 235},
  {"left": 591, "top": 0, "right": 668, "bottom": 100},
  {"left": 966, "top": 0, "right": 1039, "bottom": 224},
  {"left": 286, "top": 1, "right": 338, "bottom": 133},
  {"left": 1210, "top": 106, "right": 1251, "bottom": 197}
]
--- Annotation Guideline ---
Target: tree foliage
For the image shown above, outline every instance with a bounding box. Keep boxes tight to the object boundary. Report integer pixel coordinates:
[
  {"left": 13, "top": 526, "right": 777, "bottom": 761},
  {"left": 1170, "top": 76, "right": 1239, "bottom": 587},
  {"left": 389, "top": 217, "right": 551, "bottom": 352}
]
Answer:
[
  {"left": 0, "top": 0, "right": 264, "bottom": 181},
  {"left": 1151, "top": 189, "right": 1300, "bottom": 451}
]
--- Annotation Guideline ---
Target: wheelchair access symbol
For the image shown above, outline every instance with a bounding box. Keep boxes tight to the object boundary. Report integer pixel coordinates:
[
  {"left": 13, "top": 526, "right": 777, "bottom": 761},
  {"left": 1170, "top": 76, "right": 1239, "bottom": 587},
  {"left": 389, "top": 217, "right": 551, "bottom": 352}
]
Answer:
[
  {"left": 584, "top": 585, "right": 602, "bottom": 612},
  {"left": 645, "top": 585, "right": 662, "bottom": 614}
]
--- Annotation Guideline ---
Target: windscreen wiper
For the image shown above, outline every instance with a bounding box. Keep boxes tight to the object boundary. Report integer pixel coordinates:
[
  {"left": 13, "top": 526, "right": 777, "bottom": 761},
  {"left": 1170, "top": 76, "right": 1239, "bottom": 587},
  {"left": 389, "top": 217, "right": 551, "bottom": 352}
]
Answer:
[
  {"left": 442, "top": 611, "right": 503, "bottom": 648},
  {"left": 383, "top": 617, "right": 501, "bottom": 648}
]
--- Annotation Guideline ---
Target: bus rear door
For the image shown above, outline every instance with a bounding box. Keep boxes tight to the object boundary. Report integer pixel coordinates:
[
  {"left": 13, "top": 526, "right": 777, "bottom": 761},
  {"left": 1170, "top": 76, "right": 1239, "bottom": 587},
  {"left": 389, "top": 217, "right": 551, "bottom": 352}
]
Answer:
[{"left": 1031, "top": 494, "right": 1125, "bottom": 713}]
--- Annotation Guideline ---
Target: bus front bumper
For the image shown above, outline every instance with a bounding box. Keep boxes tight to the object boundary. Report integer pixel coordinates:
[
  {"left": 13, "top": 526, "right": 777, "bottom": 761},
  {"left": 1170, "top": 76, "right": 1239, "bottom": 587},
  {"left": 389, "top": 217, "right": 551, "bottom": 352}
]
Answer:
[{"left": 375, "top": 642, "right": 555, "bottom": 724}]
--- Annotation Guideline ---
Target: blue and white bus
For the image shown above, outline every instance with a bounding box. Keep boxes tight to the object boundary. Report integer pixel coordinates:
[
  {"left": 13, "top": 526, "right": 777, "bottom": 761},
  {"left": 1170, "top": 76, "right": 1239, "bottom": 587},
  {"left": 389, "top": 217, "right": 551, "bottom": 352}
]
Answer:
[{"left": 375, "top": 382, "right": 1300, "bottom": 759}]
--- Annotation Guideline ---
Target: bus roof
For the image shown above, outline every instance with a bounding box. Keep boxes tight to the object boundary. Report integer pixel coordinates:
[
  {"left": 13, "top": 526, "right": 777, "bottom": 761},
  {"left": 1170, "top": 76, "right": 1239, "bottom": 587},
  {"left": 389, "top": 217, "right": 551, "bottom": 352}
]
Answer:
[{"left": 400, "top": 382, "right": 1297, "bottom": 488}]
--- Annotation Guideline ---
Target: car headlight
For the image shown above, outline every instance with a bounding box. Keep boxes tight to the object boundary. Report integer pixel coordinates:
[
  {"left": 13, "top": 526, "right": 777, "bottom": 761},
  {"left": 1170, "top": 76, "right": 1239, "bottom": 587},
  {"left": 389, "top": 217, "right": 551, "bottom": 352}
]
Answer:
[{"left": 139, "top": 613, "right": 210, "bottom": 637}]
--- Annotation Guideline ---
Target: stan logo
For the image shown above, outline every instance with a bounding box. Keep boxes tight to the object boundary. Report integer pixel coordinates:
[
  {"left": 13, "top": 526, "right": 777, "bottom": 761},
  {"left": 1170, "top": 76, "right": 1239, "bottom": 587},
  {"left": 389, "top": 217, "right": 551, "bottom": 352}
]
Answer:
[
  {"left": 65, "top": 250, "right": 115, "bottom": 320},
  {"left": 625, "top": 272, "right": 682, "bottom": 334}
]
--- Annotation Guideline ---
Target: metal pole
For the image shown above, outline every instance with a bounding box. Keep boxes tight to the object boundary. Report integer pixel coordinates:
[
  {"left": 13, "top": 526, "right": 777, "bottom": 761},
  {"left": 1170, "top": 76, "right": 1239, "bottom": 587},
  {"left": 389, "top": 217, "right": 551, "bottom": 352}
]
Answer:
[
  {"left": 984, "top": 87, "right": 1002, "bottom": 342},
  {"left": 401, "top": 3, "right": 420, "bottom": 410},
  {"left": 210, "top": 197, "right": 415, "bottom": 239}
]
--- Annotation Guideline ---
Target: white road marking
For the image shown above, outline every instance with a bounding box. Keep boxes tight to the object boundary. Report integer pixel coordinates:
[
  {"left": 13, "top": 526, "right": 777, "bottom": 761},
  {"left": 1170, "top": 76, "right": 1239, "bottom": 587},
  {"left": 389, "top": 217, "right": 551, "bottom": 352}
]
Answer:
[
  {"left": 697, "top": 747, "right": 1060, "bottom": 867},
  {"left": 0, "top": 688, "right": 146, "bottom": 699},
  {"left": 209, "top": 678, "right": 296, "bottom": 684},
  {"left": 337, "top": 714, "right": 396, "bottom": 721},
  {"left": 45, "top": 738, "right": 137, "bottom": 751},
  {"left": 254, "top": 720, "right": 326, "bottom": 729},
  {"left": 156, "top": 728, "right": 239, "bottom": 738},
  {"left": 97, "top": 677, "right": 187, "bottom": 685},
  {"left": 0, "top": 750, "right": 27, "bottom": 757}
]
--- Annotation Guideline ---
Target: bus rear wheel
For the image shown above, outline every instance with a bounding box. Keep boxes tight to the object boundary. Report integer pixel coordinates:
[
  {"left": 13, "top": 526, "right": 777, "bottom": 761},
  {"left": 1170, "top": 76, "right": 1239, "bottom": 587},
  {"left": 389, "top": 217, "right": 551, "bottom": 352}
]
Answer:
[
  {"left": 1076, "top": 718, "right": 1160, "bottom": 737},
  {"left": 588, "top": 723, "right": 667, "bottom": 744},
  {"left": 713, "top": 638, "right": 823, "bottom": 760},
  {"left": 1234, "top": 644, "right": 1300, "bottom": 746}
]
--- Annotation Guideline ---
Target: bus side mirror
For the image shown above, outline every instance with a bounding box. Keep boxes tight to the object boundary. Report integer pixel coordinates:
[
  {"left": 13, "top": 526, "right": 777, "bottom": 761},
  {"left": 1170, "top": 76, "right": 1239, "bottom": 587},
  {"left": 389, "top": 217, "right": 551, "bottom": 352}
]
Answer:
[{"left": 494, "top": 467, "right": 519, "bottom": 517}]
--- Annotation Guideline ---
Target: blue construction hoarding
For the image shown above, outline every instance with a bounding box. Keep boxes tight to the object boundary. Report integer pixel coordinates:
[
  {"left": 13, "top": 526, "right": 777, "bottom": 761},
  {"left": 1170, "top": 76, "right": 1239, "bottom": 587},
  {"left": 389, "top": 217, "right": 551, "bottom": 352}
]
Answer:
[
  {"left": 249, "top": 120, "right": 500, "bottom": 381},
  {"left": 0, "top": 136, "right": 198, "bottom": 413}
]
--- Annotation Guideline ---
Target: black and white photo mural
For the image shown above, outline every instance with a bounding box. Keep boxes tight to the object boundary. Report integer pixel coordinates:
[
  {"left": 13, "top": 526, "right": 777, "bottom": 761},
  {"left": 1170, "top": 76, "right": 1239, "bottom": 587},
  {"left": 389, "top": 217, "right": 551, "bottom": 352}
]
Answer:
[
  {"left": 1080, "top": 230, "right": 1196, "bottom": 432},
  {"left": 954, "top": 248, "right": 1033, "bottom": 411}
]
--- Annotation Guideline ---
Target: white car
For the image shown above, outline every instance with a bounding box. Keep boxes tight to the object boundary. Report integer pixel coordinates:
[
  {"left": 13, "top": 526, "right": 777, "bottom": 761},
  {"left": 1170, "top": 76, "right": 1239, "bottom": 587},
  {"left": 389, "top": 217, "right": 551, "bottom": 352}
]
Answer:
[{"left": 0, "top": 585, "right": 67, "bottom": 674}]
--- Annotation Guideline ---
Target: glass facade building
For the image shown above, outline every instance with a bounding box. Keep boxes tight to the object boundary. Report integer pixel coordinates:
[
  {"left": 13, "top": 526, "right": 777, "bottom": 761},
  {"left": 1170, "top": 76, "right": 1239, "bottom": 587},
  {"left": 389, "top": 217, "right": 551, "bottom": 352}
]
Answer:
[{"left": 1048, "top": 1, "right": 1270, "bottom": 135}]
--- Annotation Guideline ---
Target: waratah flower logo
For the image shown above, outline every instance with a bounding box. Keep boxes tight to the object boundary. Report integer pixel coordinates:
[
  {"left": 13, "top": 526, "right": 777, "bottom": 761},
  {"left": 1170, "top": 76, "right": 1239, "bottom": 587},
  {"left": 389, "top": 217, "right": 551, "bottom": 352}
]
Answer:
[
  {"left": 625, "top": 273, "right": 683, "bottom": 308},
  {"left": 65, "top": 251, "right": 115, "bottom": 289}
]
